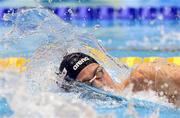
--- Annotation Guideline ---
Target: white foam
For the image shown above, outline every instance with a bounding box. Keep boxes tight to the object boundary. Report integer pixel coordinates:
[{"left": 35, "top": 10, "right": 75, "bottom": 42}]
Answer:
[{"left": 1, "top": 6, "right": 179, "bottom": 118}]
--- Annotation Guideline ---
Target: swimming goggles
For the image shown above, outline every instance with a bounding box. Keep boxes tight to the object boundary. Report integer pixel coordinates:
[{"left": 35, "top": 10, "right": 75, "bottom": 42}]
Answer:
[
  {"left": 84, "top": 65, "right": 104, "bottom": 85},
  {"left": 57, "top": 65, "right": 104, "bottom": 85}
]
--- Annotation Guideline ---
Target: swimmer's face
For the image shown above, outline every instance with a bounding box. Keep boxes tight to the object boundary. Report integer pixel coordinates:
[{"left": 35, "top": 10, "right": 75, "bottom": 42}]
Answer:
[{"left": 76, "top": 63, "right": 114, "bottom": 88}]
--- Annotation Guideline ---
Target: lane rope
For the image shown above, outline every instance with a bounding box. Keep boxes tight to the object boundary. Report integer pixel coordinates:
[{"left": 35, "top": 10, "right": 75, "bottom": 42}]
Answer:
[{"left": 0, "top": 57, "right": 179, "bottom": 71}]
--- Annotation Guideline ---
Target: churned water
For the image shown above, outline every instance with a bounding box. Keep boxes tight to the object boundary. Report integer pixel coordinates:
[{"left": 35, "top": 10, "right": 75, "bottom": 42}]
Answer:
[
  {"left": 0, "top": 3, "right": 180, "bottom": 118},
  {"left": 0, "top": 7, "right": 128, "bottom": 118}
]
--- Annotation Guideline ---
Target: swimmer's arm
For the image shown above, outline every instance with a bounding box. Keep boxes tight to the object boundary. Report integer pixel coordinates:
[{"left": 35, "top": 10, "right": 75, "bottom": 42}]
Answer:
[
  {"left": 117, "top": 59, "right": 180, "bottom": 105},
  {"left": 115, "top": 78, "right": 130, "bottom": 91},
  {"left": 116, "top": 62, "right": 156, "bottom": 92}
]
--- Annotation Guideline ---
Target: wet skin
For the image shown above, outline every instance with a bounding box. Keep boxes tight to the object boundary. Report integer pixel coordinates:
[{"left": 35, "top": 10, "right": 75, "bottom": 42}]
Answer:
[
  {"left": 127, "top": 59, "right": 180, "bottom": 106},
  {"left": 76, "top": 63, "right": 116, "bottom": 89},
  {"left": 75, "top": 59, "right": 180, "bottom": 106}
]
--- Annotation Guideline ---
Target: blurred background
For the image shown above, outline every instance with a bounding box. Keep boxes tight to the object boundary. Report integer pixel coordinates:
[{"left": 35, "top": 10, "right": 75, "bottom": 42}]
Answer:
[{"left": 0, "top": 0, "right": 180, "bottom": 57}]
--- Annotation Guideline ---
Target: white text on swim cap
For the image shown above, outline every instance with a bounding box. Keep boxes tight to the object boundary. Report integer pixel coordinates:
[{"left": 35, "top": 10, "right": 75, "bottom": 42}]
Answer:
[{"left": 73, "top": 57, "right": 90, "bottom": 70}]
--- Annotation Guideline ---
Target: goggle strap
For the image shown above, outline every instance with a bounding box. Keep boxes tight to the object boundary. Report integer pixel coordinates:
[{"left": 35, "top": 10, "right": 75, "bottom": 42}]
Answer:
[{"left": 89, "top": 75, "right": 97, "bottom": 83}]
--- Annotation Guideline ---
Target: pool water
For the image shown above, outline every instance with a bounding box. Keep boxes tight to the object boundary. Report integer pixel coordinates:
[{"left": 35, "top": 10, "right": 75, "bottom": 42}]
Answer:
[
  {"left": 1, "top": 16, "right": 180, "bottom": 58},
  {"left": 0, "top": 2, "right": 180, "bottom": 118},
  {"left": 0, "top": 5, "right": 180, "bottom": 58}
]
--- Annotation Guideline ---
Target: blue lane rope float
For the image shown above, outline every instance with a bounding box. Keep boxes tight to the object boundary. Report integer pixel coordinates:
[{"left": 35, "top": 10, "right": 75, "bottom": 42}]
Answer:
[
  {"left": 54, "top": 7, "right": 72, "bottom": 21},
  {"left": 96, "top": 6, "right": 114, "bottom": 20},
  {"left": 138, "top": 7, "right": 159, "bottom": 20},
  {"left": 54, "top": 6, "right": 179, "bottom": 20},
  {"left": 3, "top": 8, "right": 17, "bottom": 14},
  {"left": 116, "top": 7, "right": 138, "bottom": 20},
  {"left": 160, "top": 6, "right": 179, "bottom": 19},
  {"left": 73, "top": 6, "right": 94, "bottom": 20},
  {"left": 0, "top": 8, "right": 17, "bottom": 19},
  {"left": 0, "top": 8, "right": 4, "bottom": 19},
  {"left": 0, "top": 7, "right": 179, "bottom": 20}
]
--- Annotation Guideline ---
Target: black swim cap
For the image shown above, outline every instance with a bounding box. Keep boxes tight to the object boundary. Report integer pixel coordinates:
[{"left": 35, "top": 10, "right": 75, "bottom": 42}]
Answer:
[{"left": 59, "top": 52, "right": 98, "bottom": 79}]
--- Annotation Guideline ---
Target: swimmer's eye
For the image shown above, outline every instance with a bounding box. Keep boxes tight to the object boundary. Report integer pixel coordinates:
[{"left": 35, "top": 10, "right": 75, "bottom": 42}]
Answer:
[{"left": 82, "top": 65, "right": 104, "bottom": 86}]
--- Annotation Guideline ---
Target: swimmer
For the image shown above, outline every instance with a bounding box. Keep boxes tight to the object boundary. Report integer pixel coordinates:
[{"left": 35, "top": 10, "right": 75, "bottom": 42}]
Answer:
[{"left": 58, "top": 52, "right": 180, "bottom": 106}]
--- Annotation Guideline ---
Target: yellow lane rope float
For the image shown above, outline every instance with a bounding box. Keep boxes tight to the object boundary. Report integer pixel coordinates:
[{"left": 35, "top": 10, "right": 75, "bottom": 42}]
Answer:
[
  {"left": 118, "top": 57, "right": 143, "bottom": 67},
  {"left": 86, "top": 46, "right": 180, "bottom": 66},
  {"left": 143, "top": 57, "right": 161, "bottom": 63},
  {"left": 0, "top": 57, "right": 28, "bottom": 72},
  {"left": 167, "top": 57, "right": 180, "bottom": 65}
]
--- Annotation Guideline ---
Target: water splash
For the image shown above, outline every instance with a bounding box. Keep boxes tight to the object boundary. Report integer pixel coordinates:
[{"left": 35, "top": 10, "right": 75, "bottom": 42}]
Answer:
[
  {"left": 0, "top": 69, "right": 115, "bottom": 118},
  {"left": 0, "top": 6, "right": 179, "bottom": 118},
  {"left": 126, "top": 25, "right": 180, "bottom": 51},
  {"left": 0, "top": 7, "right": 121, "bottom": 118}
]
